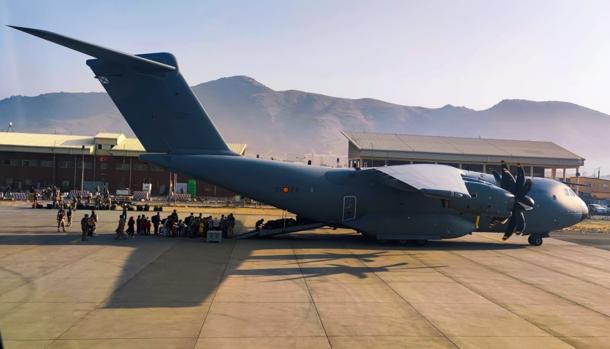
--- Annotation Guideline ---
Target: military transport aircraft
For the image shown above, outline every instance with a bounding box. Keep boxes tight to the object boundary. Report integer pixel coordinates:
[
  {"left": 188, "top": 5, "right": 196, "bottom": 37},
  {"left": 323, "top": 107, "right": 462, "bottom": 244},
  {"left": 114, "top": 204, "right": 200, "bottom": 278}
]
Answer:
[{"left": 9, "top": 26, "right": 589, "bottom": 246}]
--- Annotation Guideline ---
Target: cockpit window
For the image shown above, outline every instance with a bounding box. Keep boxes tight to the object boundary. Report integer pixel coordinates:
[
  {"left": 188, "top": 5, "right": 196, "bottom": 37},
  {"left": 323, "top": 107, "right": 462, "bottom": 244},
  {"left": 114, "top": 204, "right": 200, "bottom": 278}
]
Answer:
[{"left": 564, "top": 188, "right": 578, "bottom": 197}]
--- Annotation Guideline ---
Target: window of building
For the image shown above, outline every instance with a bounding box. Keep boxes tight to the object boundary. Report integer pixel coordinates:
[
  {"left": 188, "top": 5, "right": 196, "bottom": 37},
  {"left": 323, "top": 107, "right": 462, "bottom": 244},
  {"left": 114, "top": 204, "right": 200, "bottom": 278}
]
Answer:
[
  {"left": 97, "top": 144, "right": 103, "bottom": 150},
  {"left": 115, "top": 163, "right": 130, "bottom": 171},
  {"left": 59, "top": 161, "right": 73, "bottom": 168},
  {"left": 100, "top": 163, "right": 109, "bottom": 170},
  {"left": 134, "top": 163, "right": 148, "bottom": 171},
  {"left": 24, "top": 179, "right": 32, "bottom": 185},
  {"left": 76, "top": 161, "right": 93, "bottom": 169},
  {"left": 461, "top": 164, "right": 484, "bottom": 172},
  {"left": 150, "top": 164, "right": 165, "bottom": 172},
  {"left": 368, "top": 160, "right": 386, "bottom": 167},
  {"left": 437, "top": 163, "right": 460, "bottom": 169},
  {"left": 387, "top": 160, "right": 411, "bottom": 166},
  {"left": 40, "top": 160, "right": 54, "bottom": 168},
  {"left": 61, "top": 180, "right": 70, "bottom": 187},
  {"left": 22, "top": 160, "right": 38, "bottom": 167}
]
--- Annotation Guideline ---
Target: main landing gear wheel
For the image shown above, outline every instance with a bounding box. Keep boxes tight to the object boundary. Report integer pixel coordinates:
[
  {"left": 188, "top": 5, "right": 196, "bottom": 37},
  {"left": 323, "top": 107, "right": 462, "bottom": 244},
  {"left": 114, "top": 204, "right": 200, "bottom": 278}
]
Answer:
[{"left": 528, "top": 235, "right": 543, "bottom": 246}]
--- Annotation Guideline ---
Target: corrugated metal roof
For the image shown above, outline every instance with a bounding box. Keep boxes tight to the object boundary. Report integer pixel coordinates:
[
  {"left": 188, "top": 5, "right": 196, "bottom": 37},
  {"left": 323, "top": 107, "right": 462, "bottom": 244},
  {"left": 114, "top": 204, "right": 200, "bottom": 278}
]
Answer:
[
  {"left": 344, "top": 132, "right": 583, "bottom": 160},
  {"left": 0, "top": 131, "right": 246, "bottom": 156}
]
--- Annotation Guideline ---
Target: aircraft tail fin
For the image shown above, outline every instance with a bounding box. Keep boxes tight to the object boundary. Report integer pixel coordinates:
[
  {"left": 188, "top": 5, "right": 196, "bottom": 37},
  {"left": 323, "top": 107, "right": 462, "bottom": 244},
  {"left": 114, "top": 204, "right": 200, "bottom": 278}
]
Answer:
[{"left": 9, "top": 26, "right": 235, "bottom": 155}]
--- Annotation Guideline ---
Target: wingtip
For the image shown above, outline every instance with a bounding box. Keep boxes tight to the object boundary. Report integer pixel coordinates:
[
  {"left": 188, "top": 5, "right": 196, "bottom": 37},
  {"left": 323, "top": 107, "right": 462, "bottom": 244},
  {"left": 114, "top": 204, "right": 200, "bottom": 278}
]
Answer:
[{"left": 6, "top": 25, "right": 39, "bottom": 34}]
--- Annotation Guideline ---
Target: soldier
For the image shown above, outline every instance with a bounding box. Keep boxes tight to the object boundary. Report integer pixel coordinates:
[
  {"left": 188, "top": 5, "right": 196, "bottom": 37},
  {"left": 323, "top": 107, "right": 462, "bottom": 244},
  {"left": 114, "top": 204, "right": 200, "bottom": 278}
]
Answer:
[
  {"left": 66, "top": 206, "right": 73, "bottom": 227},
  {"left": 56, "top": 208, "right": 66, "bottom": 232},
  {"left": 81, "top": 214, "right": 89, "bottom": 241}
]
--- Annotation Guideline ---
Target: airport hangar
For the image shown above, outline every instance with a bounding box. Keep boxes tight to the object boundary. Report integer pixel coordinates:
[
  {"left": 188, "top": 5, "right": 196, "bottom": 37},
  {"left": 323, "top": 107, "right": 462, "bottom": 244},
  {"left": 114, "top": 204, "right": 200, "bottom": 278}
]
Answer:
[
  {"left": 343, "top": 131, "right": 585, "bottom": 180},
  {"left": 0, "top": 131, "right": 246, "bottom": 197}
]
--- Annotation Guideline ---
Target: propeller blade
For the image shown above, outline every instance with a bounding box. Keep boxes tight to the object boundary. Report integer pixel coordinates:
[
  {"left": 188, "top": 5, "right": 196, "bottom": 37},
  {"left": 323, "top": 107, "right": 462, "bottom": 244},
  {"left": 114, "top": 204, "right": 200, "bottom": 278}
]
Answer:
[
  {"left": 495, "top": 161, "right": 533, "bottom": 242},
  {"left": 492, "top": 171, "right": 502, "bottom": 184},
  {"left": 517, "top": 178, "right": 533, "bottom": 198},
  {"left": 502, "top": 214, "right": 516, "bottom": 240},
  {"left": 518, "top": 195, "right": 535, "bottom": 210},
  {"left": 501, "top": 161, "right": 509, "bottom": 172},
  {"left": 514, "top": 208, "right": 526, "bottom": 233},
  {"left": 501, "top": 168, "right": 516, "bottom": 193},
  {"left": 515, "top": 166, "right": 525, "bottom": 194}
]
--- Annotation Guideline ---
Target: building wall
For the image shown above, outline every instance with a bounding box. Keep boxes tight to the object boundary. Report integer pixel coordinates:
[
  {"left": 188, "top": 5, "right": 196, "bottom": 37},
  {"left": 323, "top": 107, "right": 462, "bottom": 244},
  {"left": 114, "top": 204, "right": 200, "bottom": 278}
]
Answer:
[
  {"left": 567, "top": 176, "right": 610, "bottom": 200},
  {"left": 0, "top": 150, "right": 236, "bottom": 197}
]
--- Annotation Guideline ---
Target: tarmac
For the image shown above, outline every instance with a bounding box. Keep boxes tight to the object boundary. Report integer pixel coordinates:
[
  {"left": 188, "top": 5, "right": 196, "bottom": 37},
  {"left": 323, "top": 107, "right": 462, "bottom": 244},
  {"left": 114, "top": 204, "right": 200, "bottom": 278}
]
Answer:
[{"left": 1, "top": 205, "right": 610, "bottom": 348}]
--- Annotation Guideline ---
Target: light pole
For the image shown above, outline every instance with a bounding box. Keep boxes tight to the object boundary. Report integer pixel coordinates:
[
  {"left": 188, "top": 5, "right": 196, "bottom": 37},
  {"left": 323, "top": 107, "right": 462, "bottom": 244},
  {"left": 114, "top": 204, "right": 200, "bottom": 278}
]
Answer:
[{"left": 81, "top": 145, "right": 85, "bottom": 192}]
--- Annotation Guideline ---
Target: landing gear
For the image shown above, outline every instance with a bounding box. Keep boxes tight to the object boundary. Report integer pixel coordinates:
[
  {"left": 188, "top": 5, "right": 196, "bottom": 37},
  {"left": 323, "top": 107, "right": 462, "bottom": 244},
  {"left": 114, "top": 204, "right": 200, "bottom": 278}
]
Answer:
[{"left": 528, "top": 234, "right": 543, "bottom": 246}]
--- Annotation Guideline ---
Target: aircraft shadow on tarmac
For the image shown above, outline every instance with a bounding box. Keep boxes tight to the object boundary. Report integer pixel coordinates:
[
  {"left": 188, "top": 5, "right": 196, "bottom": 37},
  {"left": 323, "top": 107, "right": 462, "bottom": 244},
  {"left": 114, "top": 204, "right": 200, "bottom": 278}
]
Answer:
[{"left": 0, "top": 232, "right": 524, "bottom": 309}]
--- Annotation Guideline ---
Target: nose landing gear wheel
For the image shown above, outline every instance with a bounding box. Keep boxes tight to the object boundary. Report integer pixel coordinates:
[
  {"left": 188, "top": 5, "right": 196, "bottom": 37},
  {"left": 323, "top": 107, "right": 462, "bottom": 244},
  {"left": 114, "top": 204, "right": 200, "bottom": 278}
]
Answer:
[{"left": 528, "top": 235, "right": 543, "bottom": 246}]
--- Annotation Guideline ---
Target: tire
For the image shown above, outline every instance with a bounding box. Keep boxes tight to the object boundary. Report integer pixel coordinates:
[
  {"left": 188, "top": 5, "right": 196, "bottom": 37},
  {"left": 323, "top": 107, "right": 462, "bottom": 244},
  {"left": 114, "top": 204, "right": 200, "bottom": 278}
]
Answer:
[{"left": 528, "top": 235, "right": 543, "bottom": 246}]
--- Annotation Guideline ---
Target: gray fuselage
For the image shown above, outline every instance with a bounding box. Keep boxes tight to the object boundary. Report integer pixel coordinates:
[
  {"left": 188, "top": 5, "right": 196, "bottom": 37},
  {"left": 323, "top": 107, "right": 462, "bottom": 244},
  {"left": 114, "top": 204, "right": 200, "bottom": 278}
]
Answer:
[{"left": 142, "top": 154, "right": 588, "bottom": 240}]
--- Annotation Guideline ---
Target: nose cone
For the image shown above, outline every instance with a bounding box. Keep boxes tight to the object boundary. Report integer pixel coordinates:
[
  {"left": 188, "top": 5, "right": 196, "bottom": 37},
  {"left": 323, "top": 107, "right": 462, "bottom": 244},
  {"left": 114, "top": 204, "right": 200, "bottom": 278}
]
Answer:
[
  {"left": 578, "top": 197, "right": 589, "bottom": 221},
  {"left": 559, "top": 192, "right": 588, "bottom": 226}
]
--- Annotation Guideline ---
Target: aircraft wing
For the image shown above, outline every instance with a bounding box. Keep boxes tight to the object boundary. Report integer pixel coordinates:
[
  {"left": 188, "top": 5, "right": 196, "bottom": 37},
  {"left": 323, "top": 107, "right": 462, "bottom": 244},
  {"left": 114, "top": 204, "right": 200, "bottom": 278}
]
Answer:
[{"left": 369, "top": 164, "right": 470, "bottom": 199}]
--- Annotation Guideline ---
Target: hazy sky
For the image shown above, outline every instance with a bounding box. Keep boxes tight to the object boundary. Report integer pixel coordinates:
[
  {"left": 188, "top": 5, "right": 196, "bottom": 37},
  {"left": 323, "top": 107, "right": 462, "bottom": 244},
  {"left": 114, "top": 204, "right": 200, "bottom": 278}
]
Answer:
[{"left": 2, "top": 0, "right": 610, "bottom": 113}]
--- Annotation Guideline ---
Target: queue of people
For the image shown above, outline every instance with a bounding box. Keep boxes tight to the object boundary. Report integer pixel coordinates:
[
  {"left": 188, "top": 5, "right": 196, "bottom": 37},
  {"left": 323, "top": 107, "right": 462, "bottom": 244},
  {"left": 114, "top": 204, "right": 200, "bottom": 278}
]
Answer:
[
  {"left": 57, "top": 207, "right": 238, "bottom": 242},
  {"left": 156, "top": 210, "right": 236, "bottom": 239}
]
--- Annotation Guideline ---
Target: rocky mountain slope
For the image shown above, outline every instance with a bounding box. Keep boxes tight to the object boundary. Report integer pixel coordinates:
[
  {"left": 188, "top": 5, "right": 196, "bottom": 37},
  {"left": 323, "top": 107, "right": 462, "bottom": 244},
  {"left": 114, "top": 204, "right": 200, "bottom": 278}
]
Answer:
[{"left": 1, "top": 75, "right": 608, "bottom": 172}]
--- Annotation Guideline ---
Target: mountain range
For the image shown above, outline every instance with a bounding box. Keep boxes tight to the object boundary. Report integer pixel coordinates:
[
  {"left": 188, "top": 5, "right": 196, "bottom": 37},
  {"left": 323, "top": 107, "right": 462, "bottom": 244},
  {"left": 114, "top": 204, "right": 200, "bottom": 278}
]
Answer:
[{"left": 0, "top": 75, "right": 608, "bottom": 173}]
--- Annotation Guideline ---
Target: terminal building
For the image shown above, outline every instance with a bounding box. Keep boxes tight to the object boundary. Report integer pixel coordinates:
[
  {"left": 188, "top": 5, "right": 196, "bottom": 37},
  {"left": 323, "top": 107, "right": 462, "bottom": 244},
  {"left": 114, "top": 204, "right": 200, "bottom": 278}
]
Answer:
[
  {"left": 343, "top": 132, "right": 585, "bottom": 179},
  {"left": 0, "top": 131, "right": 246, "bottom": 197}
]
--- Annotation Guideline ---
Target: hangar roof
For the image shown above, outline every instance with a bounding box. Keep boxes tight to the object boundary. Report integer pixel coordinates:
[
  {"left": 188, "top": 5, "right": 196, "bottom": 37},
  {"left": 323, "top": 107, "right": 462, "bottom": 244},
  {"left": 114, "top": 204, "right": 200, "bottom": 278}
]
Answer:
[
  {"left": 0, "top": 131, "right": 246, "bottom": 156},
  {"left": 343, "top": 131, "right": 584, "bottom": 167}
]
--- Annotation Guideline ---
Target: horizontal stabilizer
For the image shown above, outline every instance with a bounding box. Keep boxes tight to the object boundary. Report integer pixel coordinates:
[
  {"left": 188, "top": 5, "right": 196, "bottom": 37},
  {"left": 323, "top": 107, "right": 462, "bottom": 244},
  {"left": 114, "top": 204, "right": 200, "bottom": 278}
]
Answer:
[
  {"left": 371, "top": 164, "right": 470, "bottom": 198},
  {"left": 8, "top": 25, "right": 176, "bottom": 72}
]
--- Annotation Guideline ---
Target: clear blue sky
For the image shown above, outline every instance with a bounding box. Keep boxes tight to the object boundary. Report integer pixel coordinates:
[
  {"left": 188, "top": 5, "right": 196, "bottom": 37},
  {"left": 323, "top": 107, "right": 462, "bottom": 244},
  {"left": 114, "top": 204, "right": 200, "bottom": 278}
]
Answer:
[{"left": 2, "top": 0, "right": 610, "bottom": 113}]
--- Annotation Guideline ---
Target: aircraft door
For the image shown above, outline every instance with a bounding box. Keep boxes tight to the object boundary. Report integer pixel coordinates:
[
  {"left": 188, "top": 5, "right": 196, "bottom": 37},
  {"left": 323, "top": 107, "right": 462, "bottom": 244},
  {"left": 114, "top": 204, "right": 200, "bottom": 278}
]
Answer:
[{"left": 342, "top": 195, "right": 357, "bottom": 221}]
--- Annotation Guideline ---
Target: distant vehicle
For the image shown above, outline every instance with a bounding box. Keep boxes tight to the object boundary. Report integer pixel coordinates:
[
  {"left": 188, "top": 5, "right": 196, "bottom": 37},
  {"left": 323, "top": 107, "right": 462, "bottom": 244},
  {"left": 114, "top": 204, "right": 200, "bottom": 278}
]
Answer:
[
  {"left": 11, "top": 26, "right": 590, "bottom": 246},
  {"left": 588, "top": 204, "right": 609, "bottom": 215}
]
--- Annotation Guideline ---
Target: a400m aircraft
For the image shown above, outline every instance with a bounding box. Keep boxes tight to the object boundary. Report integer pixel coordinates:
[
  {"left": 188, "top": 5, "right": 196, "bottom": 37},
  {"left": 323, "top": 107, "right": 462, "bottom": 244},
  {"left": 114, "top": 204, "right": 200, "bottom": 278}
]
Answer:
[{"left": 9, "top": 26, "right": 589, "bottom": 246}]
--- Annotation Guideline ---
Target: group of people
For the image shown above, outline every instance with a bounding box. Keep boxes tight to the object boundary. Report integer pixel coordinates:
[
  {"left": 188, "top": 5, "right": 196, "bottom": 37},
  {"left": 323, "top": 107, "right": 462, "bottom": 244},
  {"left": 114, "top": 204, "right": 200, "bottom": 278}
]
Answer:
[
  {"left": 56, "top": 207, "right": 97, "bottom": 241},
  {"left": 56, "top": 206, "right": 73, "bottom": 232},
  {"left": 113, "top": 209, "right": 237, "bottom": 241},
  {"left": 33, "top": 185, "right": 113, "bottom": 210}
]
